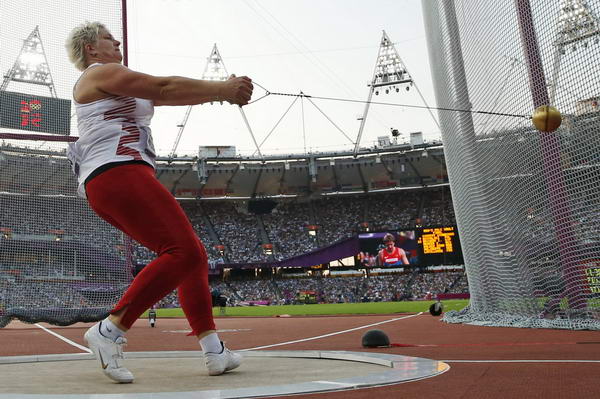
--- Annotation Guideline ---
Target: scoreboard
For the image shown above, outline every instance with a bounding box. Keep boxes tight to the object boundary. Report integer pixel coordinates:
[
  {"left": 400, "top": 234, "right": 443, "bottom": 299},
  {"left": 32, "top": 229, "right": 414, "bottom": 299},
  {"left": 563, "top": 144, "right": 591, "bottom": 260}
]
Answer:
[
  {"left": 358, "top": 226, "right": 464, "bottom": 267},
  {"left": 417, "top": 226, "right": 463, "bottom": 266},
  {"left": 419, "top": 227, "right": 456, "bottom": 254},
  {"left": 0, "top": 91, "right": 71, "bottom": 135},
  {"left": 584, "top": 260, "right": 600, "bottom": 294}
]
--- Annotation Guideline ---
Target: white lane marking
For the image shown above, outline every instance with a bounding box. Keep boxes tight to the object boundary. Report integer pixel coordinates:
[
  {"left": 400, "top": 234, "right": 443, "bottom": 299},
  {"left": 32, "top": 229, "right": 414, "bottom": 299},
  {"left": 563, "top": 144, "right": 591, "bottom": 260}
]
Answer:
[
  {"left": 240, "top": 312, "right": 422, "bottom": 351},
  {"left": 445, "top": 359, "right": 600, "bottom": 363},
  {"left": 34, "top": 324, "right": 92, "bottom": 354}
]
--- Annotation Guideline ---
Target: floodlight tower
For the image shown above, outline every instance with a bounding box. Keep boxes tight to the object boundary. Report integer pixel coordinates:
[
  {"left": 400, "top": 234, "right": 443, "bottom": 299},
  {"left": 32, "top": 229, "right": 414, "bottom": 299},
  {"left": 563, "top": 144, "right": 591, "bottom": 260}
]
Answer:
[
  {"left": 170, "top": 44, "right": 263, "bottom": 161},
  {"left": 354, "top": 31, "right": 436, "bottom": 156},
  {"left": 1, "top": 26, "right": 57, "bottom": 97},
  {"left": 549, "top": 0, "right": 600, "bottom": 103},
  {"left": 169, "top": 44, "right": 229, "bottom": 159}
]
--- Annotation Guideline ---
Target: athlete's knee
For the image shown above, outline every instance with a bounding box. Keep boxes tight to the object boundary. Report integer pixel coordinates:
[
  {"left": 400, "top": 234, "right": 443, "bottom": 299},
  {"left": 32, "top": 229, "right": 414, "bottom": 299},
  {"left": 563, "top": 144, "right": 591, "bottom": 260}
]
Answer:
[
  {"left": 167, "top": 241, "right": 207, "bottom": 269},
  {"left": 185, "top": 245, "right": 208, "bottom": 268}
]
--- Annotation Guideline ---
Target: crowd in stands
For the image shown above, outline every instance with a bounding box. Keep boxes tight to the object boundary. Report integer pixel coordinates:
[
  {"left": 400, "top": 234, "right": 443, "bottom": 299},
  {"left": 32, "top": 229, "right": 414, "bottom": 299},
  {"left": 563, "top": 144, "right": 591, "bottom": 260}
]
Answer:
[
  {"left": 179, "top": 201, "right": 226, "bottom": 263},
  {"left": 0, "top": 187, "right": 458, "bottom": 264},
  {"left": 420, "top": 189, "right": 455, "bottom": 227},
  {"left": 311, "top": 196, "right": 364, "bottom": 246},
  {"left": 0, "top": 195, "right": 120, "bottom": 257},
  {"left": 153, "top": 271, "right": 469, "bottom": 309},
  {"left": 5, "top": 163, "right": 597, "bottom": 274},
  {"left": 202, "top": 201, "right": 265, "bottom": 263},
  {"left": 1, "top": 281, "right": 91, "bottom": 309},
  {"left": 191, "top": 187, "right": 456, "bottom": 263},
  {"left": 364, "top": 192, "right": 421, "bottom": 231},
  {"left": 0, "top": 163, "right": 470, "bottom": 317},
  {"left": 261, "top": 200, "right": 317, "bottom": 259},
  {"left": 408, "top": 272, "right": 464, "bottom": 299}
]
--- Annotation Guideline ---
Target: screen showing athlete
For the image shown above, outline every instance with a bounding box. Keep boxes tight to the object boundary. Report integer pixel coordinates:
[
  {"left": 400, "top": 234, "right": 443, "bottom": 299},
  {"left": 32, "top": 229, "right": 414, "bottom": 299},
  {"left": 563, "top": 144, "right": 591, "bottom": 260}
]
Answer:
[{"left": 377, "top": 233, "right": 410, "bottom": 267}]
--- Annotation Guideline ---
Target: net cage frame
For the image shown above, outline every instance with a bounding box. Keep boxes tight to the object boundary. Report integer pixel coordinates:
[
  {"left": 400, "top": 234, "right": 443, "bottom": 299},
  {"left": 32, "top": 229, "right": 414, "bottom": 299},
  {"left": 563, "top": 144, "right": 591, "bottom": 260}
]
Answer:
[
  {"left": 0, "top": 133, "right": 138, "bottom": 328},
  {"left": 422, "top": 0, "right": 600, "bottom": 330},
  {"left": 0, "top": 0, "right": 132, "bottom": 328}
]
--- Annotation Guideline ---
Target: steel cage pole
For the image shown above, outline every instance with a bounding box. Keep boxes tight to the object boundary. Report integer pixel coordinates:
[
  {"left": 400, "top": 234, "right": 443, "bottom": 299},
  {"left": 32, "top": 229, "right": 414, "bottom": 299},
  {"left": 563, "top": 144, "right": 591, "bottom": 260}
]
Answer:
[
  {"left": 121, "top": 0, "right": 128, "bottom": 67},
  {"left": 514, "top": 0, "right": 584, "bottom": 310}
]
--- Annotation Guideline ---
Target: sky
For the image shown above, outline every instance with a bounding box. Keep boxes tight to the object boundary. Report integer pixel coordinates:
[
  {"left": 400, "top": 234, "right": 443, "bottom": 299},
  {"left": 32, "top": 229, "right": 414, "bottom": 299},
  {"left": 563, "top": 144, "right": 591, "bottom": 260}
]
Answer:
[
  {"left": 124, "top": 0, "right": 440, "bottom": 157},
  {"left": 2, "top": 0, "right": 599, "bottom": 158},
  {"left": 0, "top": 0, "right": 439, "bottom": 157}
]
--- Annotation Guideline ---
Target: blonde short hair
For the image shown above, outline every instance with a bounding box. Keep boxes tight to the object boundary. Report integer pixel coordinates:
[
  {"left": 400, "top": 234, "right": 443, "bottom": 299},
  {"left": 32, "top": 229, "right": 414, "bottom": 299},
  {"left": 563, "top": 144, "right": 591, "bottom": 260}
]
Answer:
[{"left": 65, "top": 21, "right": 107, "bottom": 71}]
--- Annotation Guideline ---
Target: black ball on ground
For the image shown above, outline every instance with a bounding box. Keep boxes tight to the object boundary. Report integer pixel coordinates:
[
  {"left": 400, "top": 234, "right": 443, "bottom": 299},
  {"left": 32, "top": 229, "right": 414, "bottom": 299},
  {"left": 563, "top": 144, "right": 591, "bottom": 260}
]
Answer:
[
  {"left": 429, "top": 301, "right": 443, "bottom": 316},
  {"left": 361, "top": 329, "right": 390, "bottom": 348}
]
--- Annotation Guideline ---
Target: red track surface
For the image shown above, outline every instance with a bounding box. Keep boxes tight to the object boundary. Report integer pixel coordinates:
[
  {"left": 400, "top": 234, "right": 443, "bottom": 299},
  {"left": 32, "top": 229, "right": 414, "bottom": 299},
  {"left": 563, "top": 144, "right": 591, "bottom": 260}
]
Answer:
[{"left": 2, "top": 313, "right": 599, "bottom": 398}]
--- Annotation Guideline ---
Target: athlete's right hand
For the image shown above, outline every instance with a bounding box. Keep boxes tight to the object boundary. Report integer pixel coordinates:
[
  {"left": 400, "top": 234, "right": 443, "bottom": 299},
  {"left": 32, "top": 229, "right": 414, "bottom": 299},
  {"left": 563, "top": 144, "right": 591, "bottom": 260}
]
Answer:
[{"left": 222, "top": 74, "right": 253, "bottom": 106}]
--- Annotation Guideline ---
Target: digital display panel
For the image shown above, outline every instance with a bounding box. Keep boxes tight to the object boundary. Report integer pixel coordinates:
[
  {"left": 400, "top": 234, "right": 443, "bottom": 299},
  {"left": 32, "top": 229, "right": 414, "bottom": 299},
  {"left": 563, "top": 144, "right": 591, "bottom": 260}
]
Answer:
[
  {"left": 358, "top": 227, "right": 464, "bottom": 267},
  {"left": 358, "top": 230, "right": 419, "bottom": 268},
  {"left": 584, "top": 260, "right": 600, "bottom": 294},
  {"left": 417, "top": 226, "right": 463, "bottom": 266},
  {"left": 0, "top": 91, "right": 71, "bottom": 135},
  {"left": 419, "top": 226, "right": 456, "bottom": 254}
]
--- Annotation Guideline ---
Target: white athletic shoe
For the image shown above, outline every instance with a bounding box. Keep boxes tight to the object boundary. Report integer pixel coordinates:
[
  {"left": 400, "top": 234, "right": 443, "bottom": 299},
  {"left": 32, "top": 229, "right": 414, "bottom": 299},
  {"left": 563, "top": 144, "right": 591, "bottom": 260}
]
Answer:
[
  {"left": 84, "top": 323, "right": 134, "bottom": 383},
  {"left": 204, "top": 342, "right": 242, "bottom": 376}
]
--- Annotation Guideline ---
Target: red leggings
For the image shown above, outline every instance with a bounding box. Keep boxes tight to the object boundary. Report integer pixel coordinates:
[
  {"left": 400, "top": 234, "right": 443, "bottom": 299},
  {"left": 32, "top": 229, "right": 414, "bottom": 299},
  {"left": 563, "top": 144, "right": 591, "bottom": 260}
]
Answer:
[{"left": 86, "top": 163, "right": 215, "bottom": 335}]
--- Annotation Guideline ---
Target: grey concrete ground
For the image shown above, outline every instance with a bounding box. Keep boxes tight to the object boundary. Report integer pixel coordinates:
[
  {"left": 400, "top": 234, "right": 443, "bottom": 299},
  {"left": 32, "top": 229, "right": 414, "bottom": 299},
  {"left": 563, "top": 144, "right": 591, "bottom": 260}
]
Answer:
[
  {"left": 0, "top": 350, "right": 448, "bottom": 399},
  {"left": 0, "top": 357, "right": 383, "bottom": 395}
]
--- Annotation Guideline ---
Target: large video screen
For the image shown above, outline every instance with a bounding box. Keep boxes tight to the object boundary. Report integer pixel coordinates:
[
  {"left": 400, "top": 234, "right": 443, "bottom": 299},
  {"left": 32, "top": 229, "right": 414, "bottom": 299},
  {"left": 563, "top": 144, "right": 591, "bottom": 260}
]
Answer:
[
  {"left": 358, "top": 230, "right": 419, "bottom": 268},
  {"left": 358, "top": 226, "right": 463, "bottom": 267}
]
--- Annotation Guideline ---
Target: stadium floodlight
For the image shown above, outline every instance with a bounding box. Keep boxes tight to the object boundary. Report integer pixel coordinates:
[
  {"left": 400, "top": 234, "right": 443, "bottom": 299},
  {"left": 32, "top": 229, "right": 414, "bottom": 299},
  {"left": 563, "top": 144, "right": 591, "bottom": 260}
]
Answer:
[
  {"left": 556, "top": 0, "right": 600, "bottom": 47},
  {"left": 0, "top": 228, "right": 12, "bottom": 240},
  {"left": 549, "top": 0, "right": 600, "bottom": 101},
  {"left": 370, "top": 32, "right": 412, "bottom": 90},
  {"left": 17, "top": 52, "right": 45, "bottom": 70},
  {"left": 202, "top": 44, "right": 230, "bottom": 82},
  {"left": 1, "top": 26, "right": 57, "bottom": 96},
  {"left": 170, "top": 44, "right": 230, "bottom": 159},
  {"left": 354, "top": 30, "right": 438, "bottom": 156},
  {"left": 171, "top": 43, "right": 263, "bottom": 161}
]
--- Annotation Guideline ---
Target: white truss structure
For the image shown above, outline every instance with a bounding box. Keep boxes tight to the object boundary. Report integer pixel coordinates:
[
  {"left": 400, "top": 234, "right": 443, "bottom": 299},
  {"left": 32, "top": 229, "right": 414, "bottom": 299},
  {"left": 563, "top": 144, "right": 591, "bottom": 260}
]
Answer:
[
  {"left": 169, "top": 44, "right": 230, "bottom": 159},
  {"left": 1, "top": 26, "right": 57, "bottom": 97},
  {"left": 549, "top": 0, "right": 600, "bottom": 101},
  {"left": 170, "top": 44, "right": 263, "bottom": 161},
  {"left": 202, "top": 44, "right": 230, "bottom": 82},
  {"left": 354, "top": 31, "right": 436, "bottom": 156}
]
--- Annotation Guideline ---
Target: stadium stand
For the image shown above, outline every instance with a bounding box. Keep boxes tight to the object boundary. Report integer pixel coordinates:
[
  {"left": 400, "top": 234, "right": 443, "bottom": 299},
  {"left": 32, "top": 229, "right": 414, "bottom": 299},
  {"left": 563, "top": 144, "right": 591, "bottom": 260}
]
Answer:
[
  {"left": 152, "top": 271, "right": 468, "bottom": 309},
  {"left": 0, "top": 187, "right": 458, "bottom": 272},
  {"left": 0, "top": 148, "right": 463, "bottom": 316}
]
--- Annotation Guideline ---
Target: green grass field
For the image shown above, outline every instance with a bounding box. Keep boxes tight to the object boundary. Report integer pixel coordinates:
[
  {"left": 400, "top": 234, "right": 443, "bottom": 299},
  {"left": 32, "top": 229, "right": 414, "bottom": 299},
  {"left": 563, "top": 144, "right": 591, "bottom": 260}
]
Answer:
[{"left": 142, "top": 299, "right": 469, "bottom": 318}]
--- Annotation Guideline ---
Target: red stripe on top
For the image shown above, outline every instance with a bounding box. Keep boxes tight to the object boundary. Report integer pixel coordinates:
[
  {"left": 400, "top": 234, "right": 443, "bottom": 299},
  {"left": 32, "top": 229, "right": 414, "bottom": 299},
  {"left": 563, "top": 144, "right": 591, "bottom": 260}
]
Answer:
[{"left": 103, "top": 96, "right": 144, "bottom": 161}]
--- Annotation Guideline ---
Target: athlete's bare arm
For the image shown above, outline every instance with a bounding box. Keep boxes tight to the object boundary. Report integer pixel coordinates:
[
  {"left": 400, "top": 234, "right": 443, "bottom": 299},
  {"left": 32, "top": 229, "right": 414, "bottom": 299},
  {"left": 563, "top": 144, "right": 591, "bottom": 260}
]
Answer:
[
  {"left": 400, "top": 249, "right": 410, "bottom": 265},
  {"left": 376, "top": 250, "right": 384, "bottom": 267},
  {"left": 75, "top": 63, "right": 252, "bottom": 106}
]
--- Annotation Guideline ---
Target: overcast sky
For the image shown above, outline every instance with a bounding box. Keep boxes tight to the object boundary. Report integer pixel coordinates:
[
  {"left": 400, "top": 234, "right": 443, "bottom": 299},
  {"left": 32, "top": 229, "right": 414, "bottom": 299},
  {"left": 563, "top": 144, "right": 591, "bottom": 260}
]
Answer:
[
  {"left": 3, "top": 1, "right": 599, "bottom": 157},
  {"left": 125, "top": 0, "right": 439, "bottom": 156},
  {"left": 0, "top": 0, "right": 438, "bottom": 157}
]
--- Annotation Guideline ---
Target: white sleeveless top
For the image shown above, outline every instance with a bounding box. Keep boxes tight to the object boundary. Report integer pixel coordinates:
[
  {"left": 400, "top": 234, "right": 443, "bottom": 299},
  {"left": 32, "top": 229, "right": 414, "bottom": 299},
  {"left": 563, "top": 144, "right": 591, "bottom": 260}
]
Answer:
[{"left": 67, "top": 63, "right": 157, "bottom": 198}]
